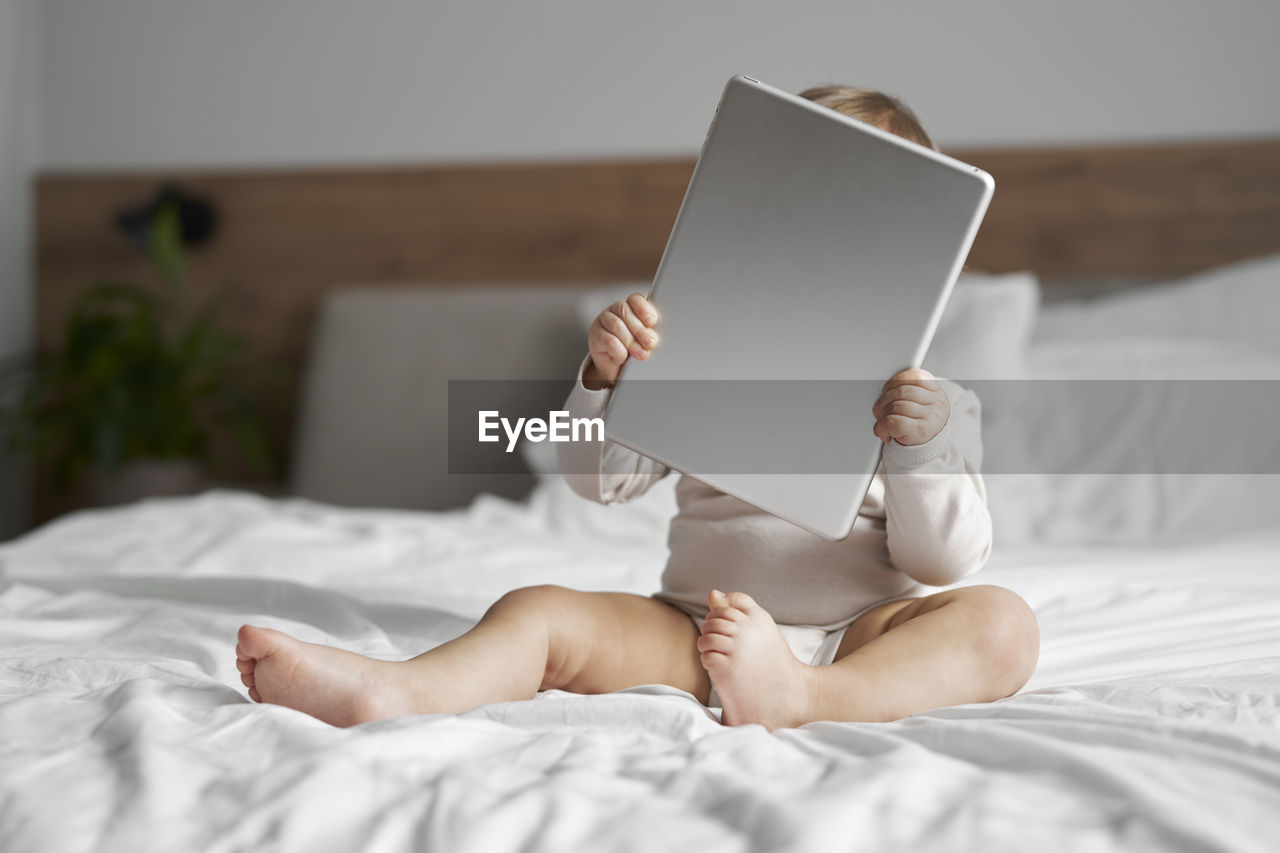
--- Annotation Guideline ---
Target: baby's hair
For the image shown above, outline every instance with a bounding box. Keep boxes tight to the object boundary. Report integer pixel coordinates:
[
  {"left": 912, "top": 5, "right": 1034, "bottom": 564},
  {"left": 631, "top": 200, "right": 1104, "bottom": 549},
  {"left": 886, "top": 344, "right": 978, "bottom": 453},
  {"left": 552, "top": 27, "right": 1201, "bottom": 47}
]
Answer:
[{"left": 798, "top": 86, "right": 937, "bottom": 151}]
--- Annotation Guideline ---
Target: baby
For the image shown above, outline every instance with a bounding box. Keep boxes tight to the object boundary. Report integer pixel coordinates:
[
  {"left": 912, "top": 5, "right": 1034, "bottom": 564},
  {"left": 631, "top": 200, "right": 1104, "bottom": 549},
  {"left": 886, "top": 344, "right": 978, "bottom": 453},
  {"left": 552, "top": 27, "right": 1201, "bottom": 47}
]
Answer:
[{"left": 235, "top": 86, "right": 1040, "bottom": 731}]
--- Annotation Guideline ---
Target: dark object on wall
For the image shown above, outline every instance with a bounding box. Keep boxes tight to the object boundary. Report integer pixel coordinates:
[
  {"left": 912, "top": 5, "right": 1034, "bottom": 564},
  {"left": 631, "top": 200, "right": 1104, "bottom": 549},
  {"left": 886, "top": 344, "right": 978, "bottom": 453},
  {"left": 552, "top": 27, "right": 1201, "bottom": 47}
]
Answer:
[{"left": 115, "top": 183, "right": 219, "bottom": 249}]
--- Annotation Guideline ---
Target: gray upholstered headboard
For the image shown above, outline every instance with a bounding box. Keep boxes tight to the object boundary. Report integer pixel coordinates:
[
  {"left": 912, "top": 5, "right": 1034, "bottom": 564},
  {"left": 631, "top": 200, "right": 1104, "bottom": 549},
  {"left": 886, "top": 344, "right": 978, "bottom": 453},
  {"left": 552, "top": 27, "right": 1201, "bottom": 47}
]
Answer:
[{"left": 291, "top": 285, "right": 603, "bottom": 510}]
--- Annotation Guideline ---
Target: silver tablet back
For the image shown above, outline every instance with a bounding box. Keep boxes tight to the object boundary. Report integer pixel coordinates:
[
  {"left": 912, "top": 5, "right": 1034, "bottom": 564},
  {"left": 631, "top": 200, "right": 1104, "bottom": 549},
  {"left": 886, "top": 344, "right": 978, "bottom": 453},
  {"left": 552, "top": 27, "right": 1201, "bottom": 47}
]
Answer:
[{"left": 604, "top": 75, "right": 993, "bottom": 539}]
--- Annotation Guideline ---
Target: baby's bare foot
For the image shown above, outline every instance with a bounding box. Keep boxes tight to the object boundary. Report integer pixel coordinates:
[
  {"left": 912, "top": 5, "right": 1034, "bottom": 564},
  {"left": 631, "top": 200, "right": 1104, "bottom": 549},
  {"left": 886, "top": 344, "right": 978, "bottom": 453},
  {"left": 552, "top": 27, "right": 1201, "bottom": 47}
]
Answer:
[
  {"left": 235, "top": 625, "right": 410, "bottom": 727},
  {"left": 697, "top": 590, "right": 819, "bottom": 730}
]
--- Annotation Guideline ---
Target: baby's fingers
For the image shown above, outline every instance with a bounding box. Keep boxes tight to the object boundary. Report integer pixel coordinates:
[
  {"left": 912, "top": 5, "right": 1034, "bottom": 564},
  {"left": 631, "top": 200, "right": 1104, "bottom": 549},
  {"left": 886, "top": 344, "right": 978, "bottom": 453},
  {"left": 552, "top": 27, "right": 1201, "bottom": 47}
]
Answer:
[
  {"left": 589, "top": 314, "right": 631, "bottom": 364},
  {"left": 874, "top": 399, "right": 930, "bottom": 422},
  {"left": 873, "top": 410, "right": 946, "bottom": 446},
  {"left": 873, "top": 413, "right": 918, "bottom": 443},
  {"left": 882, "top": 367, "right": 941, "bottom": 395},
  {"left": 609, "top": 297, "right": 660, "bottom": 359},
  {"left": 872, "top": 384, "right": 935, "bottom": 420},
  {"left": 626, "top": 293, "right": 661, "bottom": 328}
]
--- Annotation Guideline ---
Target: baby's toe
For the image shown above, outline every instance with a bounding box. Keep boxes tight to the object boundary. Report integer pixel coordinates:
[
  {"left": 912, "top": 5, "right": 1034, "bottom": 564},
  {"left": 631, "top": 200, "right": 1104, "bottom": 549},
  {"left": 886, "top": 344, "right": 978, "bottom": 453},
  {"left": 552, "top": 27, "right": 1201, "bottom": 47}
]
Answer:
[
  {"left": 700, "top": 616, "right": 738, "bottom": 638},
  {"left": 697, "top": 632, "right": 735, "bottom": 656},
  {"left": 237, "top": 624, "right": 284, "bottom": 661},
  {"left": 724, "top": 591, "right": 758, "bottom": 613}
]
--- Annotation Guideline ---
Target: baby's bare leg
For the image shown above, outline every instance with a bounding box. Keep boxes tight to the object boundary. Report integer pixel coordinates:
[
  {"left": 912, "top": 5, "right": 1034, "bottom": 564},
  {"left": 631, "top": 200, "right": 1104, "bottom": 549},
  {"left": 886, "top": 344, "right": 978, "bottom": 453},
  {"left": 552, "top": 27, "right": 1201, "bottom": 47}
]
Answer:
[
  {"left": 236, "top": 586, "right": 708, "bottom": 727},
  {"left": 698, "top": 585, "right": 1038, "bottom": 729},
  {"left": 815, "top": 584, "right": 1039, "bottom": 723}
]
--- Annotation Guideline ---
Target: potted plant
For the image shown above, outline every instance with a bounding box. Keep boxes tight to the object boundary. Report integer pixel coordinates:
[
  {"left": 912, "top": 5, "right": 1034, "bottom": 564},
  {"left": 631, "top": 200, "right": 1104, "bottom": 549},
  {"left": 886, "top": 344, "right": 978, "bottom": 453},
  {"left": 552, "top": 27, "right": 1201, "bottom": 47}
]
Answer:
[{"left": 2, "top": 193, "right": 271, "bottom": 508}]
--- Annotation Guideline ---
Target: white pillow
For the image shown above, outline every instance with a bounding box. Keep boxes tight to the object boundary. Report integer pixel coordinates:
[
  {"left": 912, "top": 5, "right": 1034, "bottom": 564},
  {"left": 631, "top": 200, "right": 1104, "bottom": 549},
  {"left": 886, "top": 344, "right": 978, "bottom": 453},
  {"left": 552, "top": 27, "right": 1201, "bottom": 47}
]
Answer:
[
  {"left": 924, "top": 270, "right": 1039, "bottom": 380},
  {"left": 984, "top": 336, "right": 1280, "bottom": 546},
  {"left": 1033, "top": 251, "right": 1280, "bottom": 348},
  {"left": 573, "top": 271, "right": 1040, "bottom": 381},
  {"left": 1007, "top": 251, "right": 1280, "bottom": 545}
]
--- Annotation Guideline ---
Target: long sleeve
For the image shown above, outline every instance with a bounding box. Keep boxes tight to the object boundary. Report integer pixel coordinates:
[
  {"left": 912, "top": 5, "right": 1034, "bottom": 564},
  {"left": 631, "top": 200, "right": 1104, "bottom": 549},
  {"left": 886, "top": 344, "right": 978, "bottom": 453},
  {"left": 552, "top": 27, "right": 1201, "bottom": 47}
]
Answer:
[
  {"left": 880, "top": 380, "right": 992, "bottom": 587},
  {"left": 557, "top": 355, "right": 671, "bottom": 504}
]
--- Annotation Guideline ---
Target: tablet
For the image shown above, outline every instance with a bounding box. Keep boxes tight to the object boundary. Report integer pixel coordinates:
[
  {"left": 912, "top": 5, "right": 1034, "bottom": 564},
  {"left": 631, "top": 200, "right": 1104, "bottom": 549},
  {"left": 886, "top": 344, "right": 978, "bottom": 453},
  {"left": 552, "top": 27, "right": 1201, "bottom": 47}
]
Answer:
[{"left": 603, "top": 75, "right": 994, "bottom": 540}]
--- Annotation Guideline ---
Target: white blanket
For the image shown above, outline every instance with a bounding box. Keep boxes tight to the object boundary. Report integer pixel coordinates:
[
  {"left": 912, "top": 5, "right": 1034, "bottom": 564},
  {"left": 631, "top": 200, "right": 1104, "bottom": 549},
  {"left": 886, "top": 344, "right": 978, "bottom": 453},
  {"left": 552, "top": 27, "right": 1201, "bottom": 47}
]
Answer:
[{"left": 2, "top": 489, "right": 1278, "bottom": 852}]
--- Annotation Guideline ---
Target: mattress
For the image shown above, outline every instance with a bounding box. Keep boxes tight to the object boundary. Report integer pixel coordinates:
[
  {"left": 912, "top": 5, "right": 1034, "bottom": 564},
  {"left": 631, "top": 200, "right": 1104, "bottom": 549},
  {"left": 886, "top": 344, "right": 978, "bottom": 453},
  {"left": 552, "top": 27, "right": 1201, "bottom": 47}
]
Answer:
[{"left": 2, "top": 485, "right": 1277, "bottom": 852}]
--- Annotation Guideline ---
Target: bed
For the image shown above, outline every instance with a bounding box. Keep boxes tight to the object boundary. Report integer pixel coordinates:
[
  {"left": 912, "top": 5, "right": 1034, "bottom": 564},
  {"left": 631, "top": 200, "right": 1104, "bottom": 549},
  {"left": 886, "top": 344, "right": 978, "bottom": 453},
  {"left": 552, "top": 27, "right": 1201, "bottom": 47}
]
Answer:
[{"left": 6, "top": 142, "right": 1280, "bottom": 851}]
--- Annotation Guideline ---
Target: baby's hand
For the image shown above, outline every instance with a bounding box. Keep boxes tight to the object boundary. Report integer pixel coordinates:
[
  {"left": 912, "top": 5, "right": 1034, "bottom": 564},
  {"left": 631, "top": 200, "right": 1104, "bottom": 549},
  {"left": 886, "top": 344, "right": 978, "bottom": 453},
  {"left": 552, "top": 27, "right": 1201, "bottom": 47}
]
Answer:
[
  {"left": 872, "top": 368, "right": 950, "bottom": 446},
  {"left": 584, "top": 293, "right": 661, "bottom": 387}
]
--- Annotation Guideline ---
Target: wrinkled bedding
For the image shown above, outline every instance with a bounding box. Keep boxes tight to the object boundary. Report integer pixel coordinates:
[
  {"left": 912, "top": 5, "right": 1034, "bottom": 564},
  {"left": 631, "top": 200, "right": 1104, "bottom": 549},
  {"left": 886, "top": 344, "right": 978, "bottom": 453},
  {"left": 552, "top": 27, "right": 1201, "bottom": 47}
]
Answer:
[{"left": 2, "top": 489, "right": 1278, "bottom": 852}]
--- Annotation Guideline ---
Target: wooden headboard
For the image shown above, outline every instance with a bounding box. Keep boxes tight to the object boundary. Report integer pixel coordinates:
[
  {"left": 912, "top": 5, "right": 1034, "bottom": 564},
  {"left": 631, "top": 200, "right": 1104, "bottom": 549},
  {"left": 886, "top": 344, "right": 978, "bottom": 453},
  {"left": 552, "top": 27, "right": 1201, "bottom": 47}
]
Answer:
[{"left": 33, "top": 138, "right": 1280, "bottom": 501}]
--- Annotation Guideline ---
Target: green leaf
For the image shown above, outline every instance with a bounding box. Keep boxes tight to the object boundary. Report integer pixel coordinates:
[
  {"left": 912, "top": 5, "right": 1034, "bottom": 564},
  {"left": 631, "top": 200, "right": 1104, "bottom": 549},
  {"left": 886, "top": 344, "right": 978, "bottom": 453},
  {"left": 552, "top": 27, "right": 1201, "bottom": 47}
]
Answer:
[{"left": 149, "top": 201, "right": 186, "bottom": 290}]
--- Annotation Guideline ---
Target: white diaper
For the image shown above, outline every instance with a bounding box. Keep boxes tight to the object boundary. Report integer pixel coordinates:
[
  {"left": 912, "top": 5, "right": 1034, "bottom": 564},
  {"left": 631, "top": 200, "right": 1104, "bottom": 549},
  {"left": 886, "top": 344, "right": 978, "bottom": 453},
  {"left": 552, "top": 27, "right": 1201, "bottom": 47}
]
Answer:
[{"left": 777, "top": 623, "right": 849, "bottom": 667}]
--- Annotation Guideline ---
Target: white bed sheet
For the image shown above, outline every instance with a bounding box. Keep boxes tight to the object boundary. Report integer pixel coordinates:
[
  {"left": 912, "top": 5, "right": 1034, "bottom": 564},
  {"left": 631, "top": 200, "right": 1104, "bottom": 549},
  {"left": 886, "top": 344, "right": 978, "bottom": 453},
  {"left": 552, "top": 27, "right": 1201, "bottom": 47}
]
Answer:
[{"left": 2, "top": 488, "right": 1278, "bottom": 852}]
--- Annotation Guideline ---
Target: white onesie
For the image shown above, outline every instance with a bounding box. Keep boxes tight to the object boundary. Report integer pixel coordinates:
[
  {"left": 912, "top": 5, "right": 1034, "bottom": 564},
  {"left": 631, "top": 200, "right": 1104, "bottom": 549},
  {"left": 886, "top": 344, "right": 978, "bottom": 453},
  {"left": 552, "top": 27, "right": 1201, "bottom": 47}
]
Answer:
[{"left": 556, "top": 357, "right": 992, "bottom": 668}]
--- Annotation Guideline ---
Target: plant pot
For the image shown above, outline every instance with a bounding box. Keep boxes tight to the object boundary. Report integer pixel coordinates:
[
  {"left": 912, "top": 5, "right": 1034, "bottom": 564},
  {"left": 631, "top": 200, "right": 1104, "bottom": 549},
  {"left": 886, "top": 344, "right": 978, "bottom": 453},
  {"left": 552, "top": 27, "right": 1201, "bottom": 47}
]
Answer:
[{"left": 89, "top": 459, "right": 206, "bottom": 507}]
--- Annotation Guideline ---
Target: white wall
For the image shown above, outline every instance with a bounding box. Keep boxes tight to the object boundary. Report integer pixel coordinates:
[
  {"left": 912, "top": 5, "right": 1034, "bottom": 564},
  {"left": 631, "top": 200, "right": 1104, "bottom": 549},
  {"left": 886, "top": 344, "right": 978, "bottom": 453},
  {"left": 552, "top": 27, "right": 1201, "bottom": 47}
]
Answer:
[
  {"left": 40, "top": 0, "right": 1280, "bottom": 171},
  {"left": 0, "top": 0, "right": 40, "bottom": 539}
]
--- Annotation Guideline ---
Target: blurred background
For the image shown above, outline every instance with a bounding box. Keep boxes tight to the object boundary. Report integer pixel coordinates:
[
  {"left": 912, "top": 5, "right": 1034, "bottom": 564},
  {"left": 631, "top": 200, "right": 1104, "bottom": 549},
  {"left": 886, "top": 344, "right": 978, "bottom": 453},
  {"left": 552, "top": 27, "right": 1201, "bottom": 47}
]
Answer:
[{"left": 2, "top": 0, "right": 1279, "bottom": 539}]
